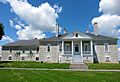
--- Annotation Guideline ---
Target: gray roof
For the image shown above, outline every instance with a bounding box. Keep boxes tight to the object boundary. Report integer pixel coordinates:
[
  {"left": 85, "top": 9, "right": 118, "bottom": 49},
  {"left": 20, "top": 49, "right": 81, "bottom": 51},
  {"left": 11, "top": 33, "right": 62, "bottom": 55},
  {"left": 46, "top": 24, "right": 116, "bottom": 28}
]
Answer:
[
  {"left": 2, "top": 39, "right": 39, "bottom": 47},
  {"left": 42, "top": 32, "right": 118, "bottom": 41},
  {"left": 84, "top": 33, "right": 118, "bottom": 40},
  {"left": 40, "top": 33, "right": 69, "bottom": 41},
  {"left": 2, "top": 32, "right": 117, "bottom": 47}
]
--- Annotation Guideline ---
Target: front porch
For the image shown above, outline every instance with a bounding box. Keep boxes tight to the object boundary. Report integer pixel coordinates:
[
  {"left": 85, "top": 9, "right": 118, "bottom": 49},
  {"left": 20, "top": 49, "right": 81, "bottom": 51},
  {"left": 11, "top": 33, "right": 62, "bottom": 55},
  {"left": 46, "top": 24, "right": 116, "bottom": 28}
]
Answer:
[{"left": 61, "top": 40, "right": 93, "bottom": 63}]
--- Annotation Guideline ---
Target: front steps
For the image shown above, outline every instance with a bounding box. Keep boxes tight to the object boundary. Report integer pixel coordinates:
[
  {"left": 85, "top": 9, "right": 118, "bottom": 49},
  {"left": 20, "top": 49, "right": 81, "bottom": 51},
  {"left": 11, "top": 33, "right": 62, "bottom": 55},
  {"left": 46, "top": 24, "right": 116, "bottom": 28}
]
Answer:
[
  {"left": 70, "top": 64, "right": 88, "bottom": 69},
  {"left": 70, "top": 55, "right": 88, "bottom": 69},
  {"left": 71, "top": 55, "right": 83, "bottom": 64}
]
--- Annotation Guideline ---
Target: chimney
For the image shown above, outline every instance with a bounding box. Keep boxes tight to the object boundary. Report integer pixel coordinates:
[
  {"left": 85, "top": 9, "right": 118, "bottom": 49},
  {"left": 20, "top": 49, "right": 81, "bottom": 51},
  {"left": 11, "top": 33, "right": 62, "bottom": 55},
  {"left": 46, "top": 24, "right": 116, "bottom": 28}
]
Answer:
[
  {"left": 63, "top": 28, "right": 67, "bottom": 34},
  {"left": 93, "top": 22, "right": 99, "bottom": 36},
  {"left": 56, "top": 24, "right": 59, "bottom": 37}
]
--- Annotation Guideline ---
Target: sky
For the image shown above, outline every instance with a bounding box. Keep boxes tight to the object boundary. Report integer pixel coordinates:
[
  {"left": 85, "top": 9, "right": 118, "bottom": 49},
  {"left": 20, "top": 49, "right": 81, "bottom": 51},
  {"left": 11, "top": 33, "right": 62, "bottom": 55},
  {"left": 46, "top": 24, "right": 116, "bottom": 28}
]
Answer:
[{"left": 0, "top": 0, "right": 120, "bottom": 48}]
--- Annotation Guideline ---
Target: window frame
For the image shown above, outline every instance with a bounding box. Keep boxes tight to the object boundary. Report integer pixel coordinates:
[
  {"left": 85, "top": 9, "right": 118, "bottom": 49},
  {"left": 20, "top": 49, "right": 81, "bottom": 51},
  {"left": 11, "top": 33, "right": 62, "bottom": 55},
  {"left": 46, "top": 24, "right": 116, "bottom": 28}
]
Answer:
[
  {"left": 22, "top": 57, "right": 25, "bottom": 60},
  {"left": 59, "top": 43, "right": 62, "bottom": 52},
  {"left": 8, "top": 56, "right": 12, "bottom": 60},
  {"left": 105, "top": 56, "right": 110, "bottom": 62},
  {"left": 75, "top": 44, "right": 79, "bottom": 52},
  {"left": 75, "top": 33, "right": 78, "bottom": 37},
  {"left": 36, "top": 57, "right": 39, "bottom": 61},
  {"left": 65, "top": 43, "right": 70, "bottom": 51},
  {"left": 84, "top": 43, "right": 89, "bottom": 51},
  {"left": 47, "top": 44, "right": 51, "bottom": 52},
  {"left": 104, "top": 43, "right": 109, "bottom": 52}
]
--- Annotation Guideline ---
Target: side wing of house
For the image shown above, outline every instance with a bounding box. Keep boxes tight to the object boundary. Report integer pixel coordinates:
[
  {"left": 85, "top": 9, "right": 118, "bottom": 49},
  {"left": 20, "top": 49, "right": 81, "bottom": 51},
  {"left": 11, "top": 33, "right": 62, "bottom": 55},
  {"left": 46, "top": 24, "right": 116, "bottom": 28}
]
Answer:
[
  {"left": 91, "top": 35, "right": 118, "bottom": 63},
  {"left": 1, "top": 40, "right": 40, "bottom": 61}
]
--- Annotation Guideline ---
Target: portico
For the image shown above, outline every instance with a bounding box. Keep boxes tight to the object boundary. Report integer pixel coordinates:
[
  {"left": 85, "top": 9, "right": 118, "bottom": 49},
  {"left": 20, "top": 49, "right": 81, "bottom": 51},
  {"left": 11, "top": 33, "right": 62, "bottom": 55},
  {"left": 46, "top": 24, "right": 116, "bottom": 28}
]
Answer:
[
  {"left": 62, "top": 40, "right": 93, "bottom": 55},
  {"left": 62, "top": 40, "right": 93, "bottom": 63}
]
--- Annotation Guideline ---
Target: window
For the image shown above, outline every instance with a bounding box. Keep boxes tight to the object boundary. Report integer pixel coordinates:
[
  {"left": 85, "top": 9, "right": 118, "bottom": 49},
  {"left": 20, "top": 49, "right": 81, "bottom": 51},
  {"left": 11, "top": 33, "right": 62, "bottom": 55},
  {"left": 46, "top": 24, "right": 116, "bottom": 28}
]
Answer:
[
  {"left": 105, "top": 56, "right": 110, "bottom": 62},
  {"left": 65, "top": 44, "right": 70, "bottom": 51},
  {"left": 104, "top": 43, "right": 109, "bottom": 52},
  {"left": 10, "top": 48, "right": 12, "bottom": 53},
  {"left": 59, "top": 44, "right": 62, "bottom": 51},
  {"left": 9, "top": 56, "right": 12, "bottom": 60},
  {"left": 75, "top": 44, "right": 79, "bottom": 52},
  {"left": 47, "top": 56, "right": 50, "bottom": 59},
  {"left": 36, "top": 57, "right": 39, "bottom": 61},
  {"left": 84, "top": 43, "right": 89, "bottom": 51},
  {"left": 22, "top": 57, "right": 25, "bottom": 60},
  {"left": 0, "top": 57, "right": 1, "bottom": 61},
  {"left": 47, "top": 44, "right": 51, "bottom": 52},
  {"left": 76, "top": 33, "right": 78, "bottom": 37},
  {"left": 23, "top": 50, "right": 25, "bottom": 53},
  {"left": 37, "top": 47, "right": 39, "bottom": 53}
]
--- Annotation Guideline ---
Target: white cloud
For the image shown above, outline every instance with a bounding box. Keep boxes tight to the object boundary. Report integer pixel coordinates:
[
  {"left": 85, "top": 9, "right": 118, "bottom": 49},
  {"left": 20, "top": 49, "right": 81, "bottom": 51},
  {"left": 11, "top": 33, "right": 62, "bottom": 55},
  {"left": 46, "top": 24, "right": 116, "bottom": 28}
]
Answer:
[
  {"left": 92, "top": 14, "right": 120, "bottom": 37},
  {"left": 1, "top": 36, "right": 14, "bottom": 42},
  {"left": 92, "top": 0, "right": 120, "bottom": 37},
  {"left": 16, "top": 25, "right": 46, "bottom": 39},
  {"left": 9, "top": 20, "right": 13, "bottom": 27},
  {"left": 53, "top": 4, "right": 62, "bottom": 13},
  {"left": 2, "top": 0, "right": 62, "bottom": 39},
  {"left": 14, "top": 25, "right": 22, "bottom": 30},
  {"left": 99, "top": 0, "right": 120, "bottom": 15}
]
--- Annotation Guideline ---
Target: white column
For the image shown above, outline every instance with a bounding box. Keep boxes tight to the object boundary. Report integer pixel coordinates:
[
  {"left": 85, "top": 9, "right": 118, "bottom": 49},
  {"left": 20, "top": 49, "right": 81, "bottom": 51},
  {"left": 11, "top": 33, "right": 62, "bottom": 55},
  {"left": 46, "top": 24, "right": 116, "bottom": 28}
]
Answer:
[
  {"left": 80, "top": 40, "right": 83, "bottom": 56},
  {"left": 72, "top": 41, "right": 74, "bottom": 55},
  {"left": 62, "top": 41, "right": 64, "bottom": 54},
  {"left": 91, "top": 40, "right": 93, "bottom": 55}
]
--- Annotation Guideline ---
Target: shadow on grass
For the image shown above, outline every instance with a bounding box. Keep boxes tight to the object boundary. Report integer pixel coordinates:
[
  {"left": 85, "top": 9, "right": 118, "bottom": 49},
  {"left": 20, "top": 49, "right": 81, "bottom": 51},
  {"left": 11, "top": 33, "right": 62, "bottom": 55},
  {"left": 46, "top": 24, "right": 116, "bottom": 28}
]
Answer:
[{"left": 0, "top": 61, "right": 13, "bottom": 63}]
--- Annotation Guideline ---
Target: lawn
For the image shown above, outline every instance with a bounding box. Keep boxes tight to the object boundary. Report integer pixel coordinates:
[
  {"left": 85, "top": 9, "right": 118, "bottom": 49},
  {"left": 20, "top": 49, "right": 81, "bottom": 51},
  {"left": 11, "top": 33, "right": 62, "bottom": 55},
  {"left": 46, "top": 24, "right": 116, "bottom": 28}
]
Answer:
[
  {"left": 87, "top": 63, "right": 120, "bottom": 69},
  {"left": 0, "top": 69, "right": 120, "bottom": 82},
  {"left": 0, "top": 61, "right": 120, "bottom": 69},
  {"left": 0, "top": 61, "right": 70, "bottom": 69}
]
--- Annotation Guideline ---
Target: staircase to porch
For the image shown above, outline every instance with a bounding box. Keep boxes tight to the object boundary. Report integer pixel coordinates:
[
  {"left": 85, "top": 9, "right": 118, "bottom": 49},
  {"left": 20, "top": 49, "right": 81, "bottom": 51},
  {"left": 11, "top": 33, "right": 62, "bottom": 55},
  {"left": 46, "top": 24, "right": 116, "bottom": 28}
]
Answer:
[{"left": 71, "top": 55, "right": 83, "bottom": 64}]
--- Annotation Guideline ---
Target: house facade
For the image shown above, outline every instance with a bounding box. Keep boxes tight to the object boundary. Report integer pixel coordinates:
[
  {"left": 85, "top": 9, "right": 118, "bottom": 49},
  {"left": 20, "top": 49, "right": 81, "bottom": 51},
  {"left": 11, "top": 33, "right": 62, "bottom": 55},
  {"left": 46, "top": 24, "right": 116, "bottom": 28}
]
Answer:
[{"left": 0, "top": 31, "right": 119, "bottom": 64}]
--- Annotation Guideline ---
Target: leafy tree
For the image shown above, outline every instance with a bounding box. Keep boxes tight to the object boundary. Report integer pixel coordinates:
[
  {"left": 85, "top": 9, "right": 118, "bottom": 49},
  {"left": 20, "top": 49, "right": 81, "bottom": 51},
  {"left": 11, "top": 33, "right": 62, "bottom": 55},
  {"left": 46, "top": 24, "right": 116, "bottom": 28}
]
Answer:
[{"left": 0, "top": 23, "right": 5, "bottom": 40}]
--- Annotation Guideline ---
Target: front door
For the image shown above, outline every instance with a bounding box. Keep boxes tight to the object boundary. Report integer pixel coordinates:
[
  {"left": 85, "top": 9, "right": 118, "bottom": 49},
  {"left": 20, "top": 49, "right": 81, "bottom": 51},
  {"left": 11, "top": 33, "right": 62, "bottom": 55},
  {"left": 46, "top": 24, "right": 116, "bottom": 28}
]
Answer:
[
  {"left": 73, "top": 43, "right": 83, "bottom": 64},
  {"left": 74, "top": 43, "right": 80, "bottom": 55}
]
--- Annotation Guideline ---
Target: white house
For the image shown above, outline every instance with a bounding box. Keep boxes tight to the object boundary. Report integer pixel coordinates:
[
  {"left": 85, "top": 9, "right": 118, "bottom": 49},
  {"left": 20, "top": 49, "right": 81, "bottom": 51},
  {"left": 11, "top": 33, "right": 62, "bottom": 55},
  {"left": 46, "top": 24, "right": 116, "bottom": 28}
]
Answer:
[{"left": 0, "top": 23, "right": 119, "bottom": 64}]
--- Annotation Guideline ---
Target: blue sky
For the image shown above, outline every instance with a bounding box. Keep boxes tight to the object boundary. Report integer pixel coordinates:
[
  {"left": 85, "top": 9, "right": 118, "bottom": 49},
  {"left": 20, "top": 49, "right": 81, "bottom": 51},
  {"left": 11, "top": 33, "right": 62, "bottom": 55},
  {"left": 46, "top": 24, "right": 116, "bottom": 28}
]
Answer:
[{"left": 0, "top": 0, "right": 120, "bottom": 47}]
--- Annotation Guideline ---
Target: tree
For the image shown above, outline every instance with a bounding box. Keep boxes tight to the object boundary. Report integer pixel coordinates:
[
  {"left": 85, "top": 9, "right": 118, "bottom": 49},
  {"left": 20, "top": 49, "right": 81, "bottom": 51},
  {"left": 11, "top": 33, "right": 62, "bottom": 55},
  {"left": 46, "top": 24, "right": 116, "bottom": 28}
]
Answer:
[{"left": 0, "top": 23, "right": 5, "bottom": 40}]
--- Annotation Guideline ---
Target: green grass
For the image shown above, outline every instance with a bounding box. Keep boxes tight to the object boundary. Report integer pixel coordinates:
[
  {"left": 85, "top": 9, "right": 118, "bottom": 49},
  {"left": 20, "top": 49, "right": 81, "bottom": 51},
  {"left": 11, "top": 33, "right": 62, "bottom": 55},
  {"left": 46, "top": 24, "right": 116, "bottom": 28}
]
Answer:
[
  {"left": 0, "top": 61, "right": 70, "bottom": 69},
  {"left": 0, "top": 70, "right": 120, "bottom": 82},
  {"left": 1, "top": 61, "right": 120, "bottom": 69},
  {"left": 87, "top": 63, "right": 120, "bottom": 69}
]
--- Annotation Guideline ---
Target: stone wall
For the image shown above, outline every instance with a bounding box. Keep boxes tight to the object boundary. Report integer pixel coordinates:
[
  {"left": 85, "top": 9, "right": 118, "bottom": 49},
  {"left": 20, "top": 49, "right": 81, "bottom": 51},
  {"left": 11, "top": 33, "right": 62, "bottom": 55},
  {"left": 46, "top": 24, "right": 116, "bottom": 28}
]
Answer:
[
  {"left": 0, "top": 44, "right": 119, "bottom": 63},
  {"left": 95, "top": 45, "right": 118, "bottom": 63}
]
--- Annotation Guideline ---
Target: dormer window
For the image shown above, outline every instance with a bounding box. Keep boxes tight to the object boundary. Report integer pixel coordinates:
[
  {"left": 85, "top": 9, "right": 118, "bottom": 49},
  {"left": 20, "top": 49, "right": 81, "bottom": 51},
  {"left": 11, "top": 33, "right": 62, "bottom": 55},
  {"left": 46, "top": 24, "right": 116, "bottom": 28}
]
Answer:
[{"left": 75, "top": 33, "right": 78, "bottom": 37}]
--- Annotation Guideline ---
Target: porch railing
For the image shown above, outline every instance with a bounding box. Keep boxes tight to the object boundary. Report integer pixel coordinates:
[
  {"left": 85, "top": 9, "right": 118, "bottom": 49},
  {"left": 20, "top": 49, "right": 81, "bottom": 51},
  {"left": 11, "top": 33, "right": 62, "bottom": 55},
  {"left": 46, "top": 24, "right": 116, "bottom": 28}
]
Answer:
[
  {"left": 64, "top": 51, "right": 72, "bottom": 54},
  {"left": 74, "top": 52, "right": 81, "bottom": 55},
  {"left": 64, "top": 51, "right": 91, "bottom": 55},
  {"left": 83, "top": 51, "right": 91, "bottom": 54}
]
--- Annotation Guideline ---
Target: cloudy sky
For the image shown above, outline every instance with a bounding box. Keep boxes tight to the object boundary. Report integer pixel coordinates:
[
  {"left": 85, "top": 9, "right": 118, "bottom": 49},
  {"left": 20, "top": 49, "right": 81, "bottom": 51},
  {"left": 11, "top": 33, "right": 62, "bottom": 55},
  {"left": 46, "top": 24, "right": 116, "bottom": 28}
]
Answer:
[{"left": 0, "top": 0, "right": 120, "bottom": 47}]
